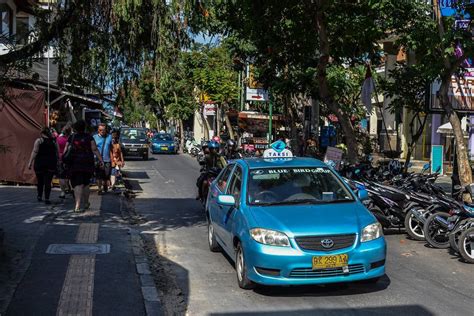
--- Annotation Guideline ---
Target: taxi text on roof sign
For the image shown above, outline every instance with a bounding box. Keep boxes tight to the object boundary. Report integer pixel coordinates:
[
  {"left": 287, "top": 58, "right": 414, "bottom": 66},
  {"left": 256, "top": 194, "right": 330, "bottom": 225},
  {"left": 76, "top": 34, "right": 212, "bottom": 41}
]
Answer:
[{"left": 263, "top": 140, "right": 293, "bottom": 158}]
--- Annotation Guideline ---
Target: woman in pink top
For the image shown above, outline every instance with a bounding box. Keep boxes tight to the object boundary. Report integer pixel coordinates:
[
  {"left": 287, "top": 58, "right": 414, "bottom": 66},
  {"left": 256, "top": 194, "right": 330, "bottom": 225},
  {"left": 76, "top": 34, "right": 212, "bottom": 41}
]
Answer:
[{"left": 57, "top": 124, "right": 72, "bottom": 198}]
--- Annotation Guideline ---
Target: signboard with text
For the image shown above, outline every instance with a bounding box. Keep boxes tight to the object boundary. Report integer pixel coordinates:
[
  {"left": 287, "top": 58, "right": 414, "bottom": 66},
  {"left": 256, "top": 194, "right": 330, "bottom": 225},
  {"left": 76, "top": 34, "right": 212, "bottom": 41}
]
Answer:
[{"left": 246, "top": 88, "right": 269, "bottom": 102}]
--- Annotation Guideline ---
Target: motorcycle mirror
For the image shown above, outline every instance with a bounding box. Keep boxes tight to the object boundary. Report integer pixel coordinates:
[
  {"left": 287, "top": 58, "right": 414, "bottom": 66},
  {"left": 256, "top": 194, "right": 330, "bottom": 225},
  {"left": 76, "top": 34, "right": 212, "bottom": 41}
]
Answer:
[
  {"left": 407, "top": 162, "right": 413, "bottom": 168},
  {"left": 454, "top": 184, "right": 462, "bottom": 191},
  {"left": 354, "top": 169, "right": 361, "bottom": 175},
  {"left": 383, "top": 171, "right": 390, "bottom": 176},
  {"left": 422, "top": 163, "right": 430, "bottom": 170}
]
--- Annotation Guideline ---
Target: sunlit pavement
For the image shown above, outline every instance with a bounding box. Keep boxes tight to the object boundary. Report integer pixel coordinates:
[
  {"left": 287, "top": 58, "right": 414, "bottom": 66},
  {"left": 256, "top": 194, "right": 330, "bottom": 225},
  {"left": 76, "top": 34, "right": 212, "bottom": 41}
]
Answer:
[
  {"left": 0, "top": 186, "right": 148, "bottom": 315},
  {"left": 125, "top": 154, "right": 474, "bottom": 315}
]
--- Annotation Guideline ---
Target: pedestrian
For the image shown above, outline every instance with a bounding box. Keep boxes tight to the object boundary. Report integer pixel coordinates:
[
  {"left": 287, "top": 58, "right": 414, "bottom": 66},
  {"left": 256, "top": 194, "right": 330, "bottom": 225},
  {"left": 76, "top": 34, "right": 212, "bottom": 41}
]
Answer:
[
  {"left": 93, "top": 123, "right": 113, "bottom": 194},
  {"left": 65, "top": 120, "right": 103, "bottom": 212},
  {"left": 57, "top": 124, "right": 72, "bottom": 199},
  {"left": 28, "top": 127, "right": 58, "bottom": 204},
  {"left": 110, "top": 129, "right": 124, "bottom": 191}
]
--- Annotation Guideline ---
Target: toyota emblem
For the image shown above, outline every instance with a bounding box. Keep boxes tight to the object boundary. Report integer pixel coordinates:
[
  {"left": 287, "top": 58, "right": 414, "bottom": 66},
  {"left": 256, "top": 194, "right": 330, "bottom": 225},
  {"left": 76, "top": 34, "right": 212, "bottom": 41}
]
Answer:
[{"left": 321, "top": 239, "right": 334, "bottom": 249}]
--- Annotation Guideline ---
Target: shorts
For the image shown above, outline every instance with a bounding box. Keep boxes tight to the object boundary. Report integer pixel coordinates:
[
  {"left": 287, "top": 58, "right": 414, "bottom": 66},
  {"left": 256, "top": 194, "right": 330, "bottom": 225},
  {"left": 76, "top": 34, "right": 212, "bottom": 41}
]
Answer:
[
  {"left": 95, "top": 162, "right": 111, "bottom": 180},
  {"left": 71, "top": 172, "right": 92, "bottom": 187}
]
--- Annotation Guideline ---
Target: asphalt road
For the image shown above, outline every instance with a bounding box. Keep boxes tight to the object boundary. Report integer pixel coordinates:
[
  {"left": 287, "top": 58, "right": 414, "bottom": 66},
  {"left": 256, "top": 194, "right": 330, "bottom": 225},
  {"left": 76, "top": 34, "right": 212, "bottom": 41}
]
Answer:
[{"left": 125, "top": 154, "right": 474, "bottom": 316}]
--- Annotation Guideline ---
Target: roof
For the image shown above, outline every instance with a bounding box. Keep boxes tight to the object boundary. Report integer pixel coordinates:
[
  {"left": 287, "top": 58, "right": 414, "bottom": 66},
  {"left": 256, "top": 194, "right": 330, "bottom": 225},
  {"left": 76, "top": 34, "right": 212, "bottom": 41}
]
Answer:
[{"left": 239, "top": 157, "right": 328, "bottom": 169}]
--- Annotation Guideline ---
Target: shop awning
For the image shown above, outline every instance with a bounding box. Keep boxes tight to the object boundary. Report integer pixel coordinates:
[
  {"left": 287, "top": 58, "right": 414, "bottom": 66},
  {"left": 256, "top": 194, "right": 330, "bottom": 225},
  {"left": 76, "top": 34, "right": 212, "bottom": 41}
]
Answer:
[{"left": 436, "top": 117, "right": 468, "bottom": 135}]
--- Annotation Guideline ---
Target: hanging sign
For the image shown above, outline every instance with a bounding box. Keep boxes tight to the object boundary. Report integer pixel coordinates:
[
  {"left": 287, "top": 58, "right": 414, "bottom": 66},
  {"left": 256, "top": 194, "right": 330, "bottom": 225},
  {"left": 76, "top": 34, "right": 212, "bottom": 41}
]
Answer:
[
  {"left": 263, "top": 140, "right": 293, "bottom": 158},
  {"left": 323, "top": 147, "right": 344, "bottom": 170},
  {"left": 203, "top": 103, "right": 217, "bottom": 116}
]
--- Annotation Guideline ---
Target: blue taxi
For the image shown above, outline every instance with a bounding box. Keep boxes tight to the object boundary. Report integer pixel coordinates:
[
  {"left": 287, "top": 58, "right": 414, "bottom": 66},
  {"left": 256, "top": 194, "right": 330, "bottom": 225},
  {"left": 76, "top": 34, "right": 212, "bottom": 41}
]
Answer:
[
  {"left": 206, "top": 141, "right": 386, "bottom": 289},
  {"left": 151, "top": 133, "right": 176, "bottom": 154}
]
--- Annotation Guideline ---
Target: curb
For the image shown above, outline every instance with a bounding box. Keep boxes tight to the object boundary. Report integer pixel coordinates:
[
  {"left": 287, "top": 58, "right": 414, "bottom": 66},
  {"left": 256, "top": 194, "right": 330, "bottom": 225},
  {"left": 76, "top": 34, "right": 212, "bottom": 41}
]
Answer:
[{"left": 129, "top": 228, "right": 164, "bottom": 316}]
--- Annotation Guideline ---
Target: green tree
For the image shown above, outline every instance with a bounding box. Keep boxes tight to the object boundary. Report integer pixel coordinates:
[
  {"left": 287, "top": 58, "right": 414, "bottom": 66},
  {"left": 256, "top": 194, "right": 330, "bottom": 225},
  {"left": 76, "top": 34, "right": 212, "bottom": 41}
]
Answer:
[
  {"left": 207, "top": 0, "right": 403, "bottom": 162},
  {"left": 389, "top": 0, "right": 474, "bottom": 193}
]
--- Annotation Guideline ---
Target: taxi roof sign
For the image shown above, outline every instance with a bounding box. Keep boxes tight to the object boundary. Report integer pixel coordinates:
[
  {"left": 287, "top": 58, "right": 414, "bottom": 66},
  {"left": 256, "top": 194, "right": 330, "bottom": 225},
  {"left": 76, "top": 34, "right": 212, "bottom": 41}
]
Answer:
[{"left": 263, "top": 140, "right": 293, "bottom": 158}]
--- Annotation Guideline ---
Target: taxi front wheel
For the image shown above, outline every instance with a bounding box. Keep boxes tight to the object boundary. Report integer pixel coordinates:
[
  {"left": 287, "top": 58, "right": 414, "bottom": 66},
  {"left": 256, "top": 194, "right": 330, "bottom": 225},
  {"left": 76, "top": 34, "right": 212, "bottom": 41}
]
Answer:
[
  {"left": 207, "top": 220, "right": 221, "bottom": 252},
  {"left": 236, "top": 243, "right": 255, "bottom": 290}
]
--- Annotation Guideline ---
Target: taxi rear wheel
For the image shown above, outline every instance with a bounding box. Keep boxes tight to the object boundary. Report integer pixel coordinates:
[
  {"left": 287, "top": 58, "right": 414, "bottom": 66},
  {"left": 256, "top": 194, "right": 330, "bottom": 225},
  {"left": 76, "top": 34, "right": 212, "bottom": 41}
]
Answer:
[
  {"left": 236, "top": 243, "right": 255, "bottom": 290},
  {"left": 207, "top": 220, "right": 221, "bottom": 252}
]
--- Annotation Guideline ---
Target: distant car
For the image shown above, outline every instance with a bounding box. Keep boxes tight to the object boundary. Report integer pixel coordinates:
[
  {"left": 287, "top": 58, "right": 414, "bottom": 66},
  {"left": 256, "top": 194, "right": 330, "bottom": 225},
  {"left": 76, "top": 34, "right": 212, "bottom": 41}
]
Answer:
[
  {"left": 151, "top": 133, "right": 177, "bottom": 154},
  {"left": 120, "top": 127, "right": 149, "bottom": 160},
  {"left": 206, "top": 141, "right": 386, "bottom": 289}
]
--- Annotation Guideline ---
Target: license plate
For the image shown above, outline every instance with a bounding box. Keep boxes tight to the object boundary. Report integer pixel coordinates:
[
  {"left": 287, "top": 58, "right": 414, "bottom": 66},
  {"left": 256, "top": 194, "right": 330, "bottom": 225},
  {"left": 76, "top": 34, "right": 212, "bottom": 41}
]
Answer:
[
  {"left": 161, "top": 147, "right": 168, "bottom": 150},
  {"left": 312, "top": 254, "right": 348, "bottom": 269},
  {"left": 129, "top": 148, "right": 137, "bottom": 152}
]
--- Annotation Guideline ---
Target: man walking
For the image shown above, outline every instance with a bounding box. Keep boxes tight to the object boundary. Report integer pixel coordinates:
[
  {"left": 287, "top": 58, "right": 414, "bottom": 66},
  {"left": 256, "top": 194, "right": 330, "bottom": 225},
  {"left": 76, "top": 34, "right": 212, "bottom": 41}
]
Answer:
[{"left": 93, "top": 123, "right": 112, "bottom": 194}]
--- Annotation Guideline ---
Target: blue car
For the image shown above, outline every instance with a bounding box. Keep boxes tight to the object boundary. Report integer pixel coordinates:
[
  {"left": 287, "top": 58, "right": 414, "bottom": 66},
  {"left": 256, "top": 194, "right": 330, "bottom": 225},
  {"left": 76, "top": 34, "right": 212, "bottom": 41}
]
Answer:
[
  {"left": 206, "top": 141, "right": 386, "bottom": 289},
  {"left": 151, "top": 133, "right": 177, "bottom": 154}
]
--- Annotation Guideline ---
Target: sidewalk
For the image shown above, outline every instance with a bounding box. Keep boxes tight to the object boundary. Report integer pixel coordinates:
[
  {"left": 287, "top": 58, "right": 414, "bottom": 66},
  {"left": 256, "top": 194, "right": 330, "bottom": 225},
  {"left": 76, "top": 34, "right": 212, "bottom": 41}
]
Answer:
[{"left": 0, "top": 184, "right": 160, "bottom": 315}]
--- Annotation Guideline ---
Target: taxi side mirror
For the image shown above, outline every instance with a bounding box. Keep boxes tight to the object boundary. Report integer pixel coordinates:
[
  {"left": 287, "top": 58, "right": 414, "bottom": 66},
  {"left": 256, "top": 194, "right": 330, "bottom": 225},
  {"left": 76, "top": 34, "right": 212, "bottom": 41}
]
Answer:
[
  {"left": 217, "top": 195, "right": 236, "bottom": 207},
  {"left": 358, "top": 189, "right": 369, "bottom": 201}
]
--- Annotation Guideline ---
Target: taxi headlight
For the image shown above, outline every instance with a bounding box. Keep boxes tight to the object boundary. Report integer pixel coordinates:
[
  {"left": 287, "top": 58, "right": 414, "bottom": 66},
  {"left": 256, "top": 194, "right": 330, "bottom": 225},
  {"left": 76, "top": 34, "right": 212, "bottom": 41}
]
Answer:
[
  {"left": 361, "top": 223, "right": 383, "bottom": 242},
  {"left": 250, "top": 228, "right": 290, "bottom": 247}
]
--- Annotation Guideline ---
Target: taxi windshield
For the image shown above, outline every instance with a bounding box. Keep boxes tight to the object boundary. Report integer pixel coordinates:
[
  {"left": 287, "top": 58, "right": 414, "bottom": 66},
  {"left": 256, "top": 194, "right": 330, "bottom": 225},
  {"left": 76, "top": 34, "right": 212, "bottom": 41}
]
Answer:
[
  {"left": 248, "top": 167, "right": 354, "bottom": 206},
  {"left": 154, "top": 134, "right": 172, "bottom": 141}
]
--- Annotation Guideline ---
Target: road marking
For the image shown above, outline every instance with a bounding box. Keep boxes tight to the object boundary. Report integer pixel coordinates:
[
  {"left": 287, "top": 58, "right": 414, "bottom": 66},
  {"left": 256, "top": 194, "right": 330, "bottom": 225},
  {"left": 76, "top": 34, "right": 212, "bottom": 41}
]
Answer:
[{"left": 56, "top": 223, "right": 99, "bottom": 316}]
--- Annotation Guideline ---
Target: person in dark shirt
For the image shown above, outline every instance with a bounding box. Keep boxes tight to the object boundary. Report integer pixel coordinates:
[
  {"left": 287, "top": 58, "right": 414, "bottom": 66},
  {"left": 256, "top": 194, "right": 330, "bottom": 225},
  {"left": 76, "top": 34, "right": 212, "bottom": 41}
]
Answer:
[
  {"left": 28, "top": 127, "right": 58, "bottom": 204},
  {"left": 64, "top": 120, "right": 103, "bottom": 212}
]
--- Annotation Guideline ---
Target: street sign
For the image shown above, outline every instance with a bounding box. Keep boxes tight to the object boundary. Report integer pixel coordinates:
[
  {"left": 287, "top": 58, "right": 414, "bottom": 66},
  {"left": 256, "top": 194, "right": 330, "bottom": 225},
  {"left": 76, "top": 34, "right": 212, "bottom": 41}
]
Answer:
[
  {"left": 324, "top": 147, "right": 343, "bottom": 170},
  {"left": 246, "top": 88, "right": 269, "bottom": 102},
  {"left": 430, "top": 77, "right": 474, "bottom": 113}
]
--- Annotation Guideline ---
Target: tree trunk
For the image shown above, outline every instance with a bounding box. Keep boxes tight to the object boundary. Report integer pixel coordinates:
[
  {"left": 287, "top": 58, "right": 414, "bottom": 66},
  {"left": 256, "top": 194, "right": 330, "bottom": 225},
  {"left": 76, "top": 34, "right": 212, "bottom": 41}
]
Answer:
[
  {"left": 315, "top": 2, "right": 358, "bottom": 163},
  {"left": 439, "top": 76, "right": 472, "bottom": 189},
  {"left": 433, "top": 0, "right": 472, "bottom": 199},
  {"left": 403, "top": 113, "right": 427, "bottom": 173},
  {"left": 202, "top": 111, "right": 211, "bottom": 141},
  {"left": 224, "top": 111, "right": 235, "bottom": 140}
]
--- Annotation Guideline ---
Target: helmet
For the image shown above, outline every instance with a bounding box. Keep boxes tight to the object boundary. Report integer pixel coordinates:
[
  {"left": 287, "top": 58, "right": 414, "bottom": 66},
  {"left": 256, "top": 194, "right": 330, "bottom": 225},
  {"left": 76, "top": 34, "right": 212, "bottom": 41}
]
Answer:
[
  {"left": 208, "top": 141, "right": 219, "bottom": 149},
  {"left": 227, "top": 139, "right": 236, "bottom": 148},
  {"left": 212, "top": 136, "right": 221, "bottom": 143}
]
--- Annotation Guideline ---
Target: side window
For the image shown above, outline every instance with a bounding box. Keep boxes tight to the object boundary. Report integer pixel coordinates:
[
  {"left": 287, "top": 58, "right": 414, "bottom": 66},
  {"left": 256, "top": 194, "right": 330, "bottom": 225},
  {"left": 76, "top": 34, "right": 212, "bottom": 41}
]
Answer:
[
  {"left": 227, "top": 166, "right": 243, "bottom": 201},
  {"left": 217, "top": 164, "right": 234, "bottom": 192}
]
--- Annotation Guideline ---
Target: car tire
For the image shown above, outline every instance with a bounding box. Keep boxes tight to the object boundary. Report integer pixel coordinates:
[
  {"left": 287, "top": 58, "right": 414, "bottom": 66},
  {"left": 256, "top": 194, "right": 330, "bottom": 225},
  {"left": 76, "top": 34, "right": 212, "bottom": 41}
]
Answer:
[
  {"left": 207, "top": 219, "right": 221, "bottom": 252},
  {"left": 404, "top": 209, "right": 426, "bottom": 241},
  {"left": 235, "top": 242, "right": 255, "bottom": 290}
]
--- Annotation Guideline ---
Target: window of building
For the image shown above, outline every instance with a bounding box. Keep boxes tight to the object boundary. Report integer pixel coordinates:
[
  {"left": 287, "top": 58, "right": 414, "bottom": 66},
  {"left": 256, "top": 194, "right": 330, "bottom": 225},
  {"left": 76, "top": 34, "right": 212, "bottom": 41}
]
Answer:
[
  {"left": 0, "top": 4, "right": 13, "bottom": 37},
  {"left": 16, "top": 16, "right": 29, "bottom": 45}
]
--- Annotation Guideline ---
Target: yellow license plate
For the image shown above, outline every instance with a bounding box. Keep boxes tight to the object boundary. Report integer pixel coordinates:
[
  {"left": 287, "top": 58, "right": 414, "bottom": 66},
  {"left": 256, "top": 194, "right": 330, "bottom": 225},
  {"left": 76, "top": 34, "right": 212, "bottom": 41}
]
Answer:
[
  {"left": 161, "top": 147, "right": 168, "bottom": 150},
  {"left": 312, "top": 254, "right": 348, "bottom": 269}
]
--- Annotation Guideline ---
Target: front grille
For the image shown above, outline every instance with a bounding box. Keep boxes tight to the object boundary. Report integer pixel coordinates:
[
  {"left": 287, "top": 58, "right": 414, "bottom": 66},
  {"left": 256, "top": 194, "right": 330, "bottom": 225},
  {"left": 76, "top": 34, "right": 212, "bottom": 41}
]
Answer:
[
  {"left": 295, "top": 234, "right": 356, "bottom": 251},
  {"left": 289, "top": 264, "right": 365, "bottom": 278}
]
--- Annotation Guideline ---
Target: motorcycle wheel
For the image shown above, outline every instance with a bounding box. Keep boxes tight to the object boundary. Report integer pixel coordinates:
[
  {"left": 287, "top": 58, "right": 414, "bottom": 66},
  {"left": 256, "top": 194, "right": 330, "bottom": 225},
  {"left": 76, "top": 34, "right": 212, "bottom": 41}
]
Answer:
[
  {"left": 423, "top": 212, "right": 450, "bottom": 249},
  {"left": 457, "top": 227, "right": 474, "bottom": 263},
  {"left": 449, "top": 231, "right": 461, "bottom": 253},
  {"left": 404, "top": 208, "right": 426, "bottom": 241}
]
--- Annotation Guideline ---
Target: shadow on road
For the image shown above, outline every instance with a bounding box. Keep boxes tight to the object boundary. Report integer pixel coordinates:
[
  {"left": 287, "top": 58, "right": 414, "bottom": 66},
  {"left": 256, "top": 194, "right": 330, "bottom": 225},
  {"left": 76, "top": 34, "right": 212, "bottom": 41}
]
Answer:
[
  {"left": 135, "top": 198, "right": 205, "bottom": 231},
  {"left": 209, "top": 304, "right": 433, "bottom": 316}
]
